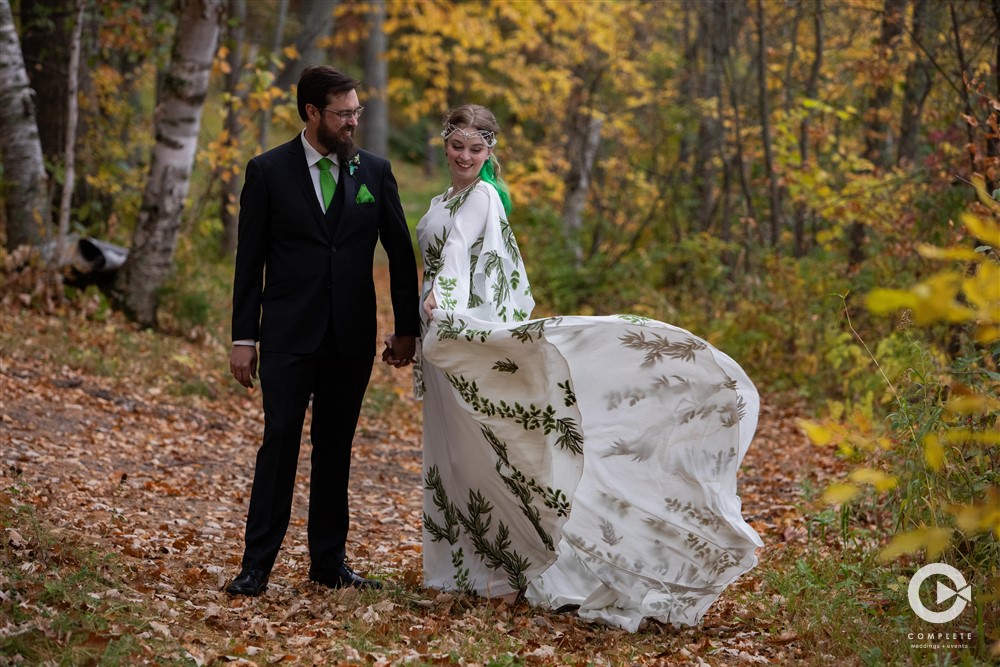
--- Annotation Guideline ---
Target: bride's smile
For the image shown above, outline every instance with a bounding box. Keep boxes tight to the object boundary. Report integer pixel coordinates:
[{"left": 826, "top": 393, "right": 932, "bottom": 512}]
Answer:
[{"left": 444, "top": 126, "right": 491, "bottom": 192}]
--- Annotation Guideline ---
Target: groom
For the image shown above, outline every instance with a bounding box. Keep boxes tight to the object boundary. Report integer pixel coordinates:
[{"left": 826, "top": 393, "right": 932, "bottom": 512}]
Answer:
[{"left": 227, "top": 65, "right": 420, "bottom": 596}]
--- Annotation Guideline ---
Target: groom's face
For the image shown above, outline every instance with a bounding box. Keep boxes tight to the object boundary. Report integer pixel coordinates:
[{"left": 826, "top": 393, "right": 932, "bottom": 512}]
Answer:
[{"left": 315, "top": 89, "right": 360, "bottom": 157}]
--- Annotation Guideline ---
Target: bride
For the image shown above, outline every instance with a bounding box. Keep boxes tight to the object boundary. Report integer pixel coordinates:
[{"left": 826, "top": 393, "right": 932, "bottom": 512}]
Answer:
[{"left": 406, "top": 104, "right": 762, "bottom": 632}]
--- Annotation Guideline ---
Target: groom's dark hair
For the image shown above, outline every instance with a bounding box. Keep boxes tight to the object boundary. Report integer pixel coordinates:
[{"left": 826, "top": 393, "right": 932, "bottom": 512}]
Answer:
[{"left": 297, "top": 65, "right": 361, "bottom": 121}]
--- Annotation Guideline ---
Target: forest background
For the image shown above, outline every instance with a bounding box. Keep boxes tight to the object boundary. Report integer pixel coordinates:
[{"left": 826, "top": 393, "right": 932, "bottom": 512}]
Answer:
[{"left": 0, "top": 0, "right": 998, "bottom": 665}]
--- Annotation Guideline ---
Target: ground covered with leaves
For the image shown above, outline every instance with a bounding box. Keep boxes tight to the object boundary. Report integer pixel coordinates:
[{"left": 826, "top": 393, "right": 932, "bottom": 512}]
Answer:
[{"left": 1, "top": 267, "right": 857, "bottom": 666}]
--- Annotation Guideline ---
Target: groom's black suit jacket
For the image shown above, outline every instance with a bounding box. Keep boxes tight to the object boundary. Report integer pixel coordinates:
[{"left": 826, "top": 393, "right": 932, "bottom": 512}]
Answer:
[{"left": 232, "top": 137, "right": 420, "bottom": 356}]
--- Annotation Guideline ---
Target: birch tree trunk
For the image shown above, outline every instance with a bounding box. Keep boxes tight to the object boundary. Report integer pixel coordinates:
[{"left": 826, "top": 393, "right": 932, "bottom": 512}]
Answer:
[
  {"left": 562, "top": 114, "right": 602, "bottom": 267},
  {"left": 362, "top": 0, "right": 388, "bottom": 158},
  {"left": 0, "top": 0, "right": 51, "bottom": 250},
  {"left": 115, "top": 0, "right": 224, "bottom": 327},
  {"left": 57, "top": 0, "right": 86, "bottom": 261}
]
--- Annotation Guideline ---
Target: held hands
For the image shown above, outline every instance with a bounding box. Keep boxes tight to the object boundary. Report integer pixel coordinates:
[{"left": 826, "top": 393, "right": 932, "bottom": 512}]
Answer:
[
  {"left": 230, "top": 345, "right": 258, "bottom": 389},
  {"left": 382, "top": 334, "right": 416, "bottom": 368}
]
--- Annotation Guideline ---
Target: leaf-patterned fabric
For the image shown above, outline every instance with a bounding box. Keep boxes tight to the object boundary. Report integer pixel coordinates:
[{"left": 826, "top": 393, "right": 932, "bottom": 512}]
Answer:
[{"left": 415, "top": 182, "right": 763, "bottom": 631}]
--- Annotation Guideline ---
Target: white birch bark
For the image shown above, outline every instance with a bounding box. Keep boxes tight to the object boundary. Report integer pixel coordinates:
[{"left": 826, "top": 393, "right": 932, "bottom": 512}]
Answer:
[
  {"left": 57, "top": 0, "right": 87, "bottom": 262},
  {"left": 562, "top": 115, "right": 602, "bottom": 267},
  {"left": 0, "top": 0, "right": 51, "bottom": 250},
  {"left": 116, "top": 0, "right": 224, "bottom": 327}
]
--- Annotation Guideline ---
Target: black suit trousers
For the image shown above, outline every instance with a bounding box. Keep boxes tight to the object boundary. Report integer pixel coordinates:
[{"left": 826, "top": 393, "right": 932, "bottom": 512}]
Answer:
[{"left": 242, "top": 318, "right": 374, "bottom": 574}]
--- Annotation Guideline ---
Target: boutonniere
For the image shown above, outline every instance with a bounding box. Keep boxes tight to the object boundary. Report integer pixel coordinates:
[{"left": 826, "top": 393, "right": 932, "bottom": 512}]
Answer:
[
  {"left": 348, "top": 154, "right": 361, "bottom": 177},
  {"left": 356, "top": 184, "right": 375, "bottom": 204}
]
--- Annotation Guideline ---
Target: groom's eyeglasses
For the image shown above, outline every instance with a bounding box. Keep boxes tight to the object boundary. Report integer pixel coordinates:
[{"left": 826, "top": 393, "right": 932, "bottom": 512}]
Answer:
[{"left": 320, "top": 106, "right": 365, "bottom": 121}]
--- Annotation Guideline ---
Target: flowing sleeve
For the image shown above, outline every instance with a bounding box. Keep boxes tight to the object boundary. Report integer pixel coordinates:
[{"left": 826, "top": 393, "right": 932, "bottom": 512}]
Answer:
[
  {"left": 432, "top": 183, "right": 534, "bottom": 323},
  {"left": 432, "top": 187, "right": 489, "bottom": 314}
]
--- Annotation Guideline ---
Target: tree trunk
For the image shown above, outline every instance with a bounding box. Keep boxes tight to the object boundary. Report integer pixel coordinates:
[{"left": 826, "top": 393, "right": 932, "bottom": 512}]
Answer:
[
  {"left": 694, "top": 0, "right": 744, "bottom": 233},
  {"left": 756, "top": 0, "right": 781, "bottom": 249},
  {"left": 949, "top": 1, "right": 978, "bottom": 178},
  {"left": 850, "top": 0, "right": 904, "bottom": 268},
  {"left": 562, "top": 114, "right": 603, "bottom": 267},
  {"left": 57, "top": 0, "right": 86, "bottom": 261},
  {"left": 362, "top": 0, "right": 388, "bottom": 158},
  {"left": 897, "top": 0, "right": 939, "bottom": 166},
  {"left": 115, "top": 0, "right": 224, "bottom": 327},
  {"left": 220, "top": 0, "right": 246, "bottom": 257},
  {"left": 729, "top": 87, "right": 758, "bottom": 229},
  {"left": 0, "top": 0, "right": 51, "bottom": 250},
  {"left": 782, "top": 0, "right": 804, "bottom": 114},
  {"left": 987, "top": 0, "right": 1000, "bottom": 193},
  {"left": 795, "top": 0, "right": 823, "bottom": 256},
  {"left": 274, "top": 0, "right": 337, "bottom": 91},
  {"left": 19, "top": 0, "right": 71, "bottom": 166},
  {"left": 863, "top": 0, "right": 906, "bottom": 167},
  {"left": 258, "top": 0, "right": 288, "bottom": 151}
]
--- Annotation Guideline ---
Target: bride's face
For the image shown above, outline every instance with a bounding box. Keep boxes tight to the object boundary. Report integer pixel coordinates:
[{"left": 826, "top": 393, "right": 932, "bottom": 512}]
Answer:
[{"left": 445, "top": 127, "right": 491, "bottom": 187}]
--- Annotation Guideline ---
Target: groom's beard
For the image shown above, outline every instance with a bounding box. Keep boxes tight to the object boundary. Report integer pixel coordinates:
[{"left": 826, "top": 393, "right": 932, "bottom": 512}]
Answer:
[{"left": 317, "top": 124, "right": 358, "bottom": 166}]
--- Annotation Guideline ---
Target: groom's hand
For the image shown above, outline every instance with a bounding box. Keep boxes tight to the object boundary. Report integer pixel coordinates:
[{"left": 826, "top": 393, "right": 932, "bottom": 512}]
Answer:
[
  {"left": 382, "top": 334, "right": 416, "bottom": 368},
  {"left": 230, "top": 345, "right": 258, "bottom": 389}
]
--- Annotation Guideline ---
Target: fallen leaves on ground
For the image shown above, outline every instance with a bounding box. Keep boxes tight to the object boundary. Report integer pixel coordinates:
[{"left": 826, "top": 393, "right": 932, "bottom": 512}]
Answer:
[{"left": 0, "top": 266, "right": 847, "bottom": 665}]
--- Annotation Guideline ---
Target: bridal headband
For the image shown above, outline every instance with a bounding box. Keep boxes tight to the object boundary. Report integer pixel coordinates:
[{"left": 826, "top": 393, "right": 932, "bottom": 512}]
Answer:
[{"left": 441, "top": 123, "right": 497, "bottom": 148}]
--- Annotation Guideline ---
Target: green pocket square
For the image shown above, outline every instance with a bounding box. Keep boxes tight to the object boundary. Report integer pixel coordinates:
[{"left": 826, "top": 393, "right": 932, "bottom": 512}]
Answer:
[{"left": 356, "top": 184, "right": 375, "bottom": 204}]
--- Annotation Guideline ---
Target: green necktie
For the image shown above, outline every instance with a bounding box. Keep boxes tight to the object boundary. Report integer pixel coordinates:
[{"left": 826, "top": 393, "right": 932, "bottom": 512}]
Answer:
[{"left": 317, "top": 157, "right": 335, "bottom": 211}]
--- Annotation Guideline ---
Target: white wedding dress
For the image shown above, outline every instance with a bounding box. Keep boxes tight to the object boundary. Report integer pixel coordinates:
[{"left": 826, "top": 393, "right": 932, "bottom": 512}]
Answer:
[{"left": 414, "top": 182, "right": 763, "bottom": 632}]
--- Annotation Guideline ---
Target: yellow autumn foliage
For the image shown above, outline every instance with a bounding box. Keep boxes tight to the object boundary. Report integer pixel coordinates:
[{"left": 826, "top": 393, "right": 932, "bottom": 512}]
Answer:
[
  {"left": 807, "top": 179, "right": 999, "bottom": 567},
  {"left": 879, "top": 527, "right": 954, "bottom": 562}
]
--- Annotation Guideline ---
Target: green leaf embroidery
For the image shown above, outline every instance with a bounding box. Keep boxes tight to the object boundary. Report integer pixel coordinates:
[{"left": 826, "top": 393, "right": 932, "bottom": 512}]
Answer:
[
  {"left": 600, "top": 519, "right": 622, "bottom": 546},
  {"left": 444, "top": 181, "right": 479, "bottom": 216},
  {"left": 425, "top": 464, "right": 532, "bottom": 592},
  {"left": 509, "top": 318, "right": 561, "bottom": 343},
  {"left": 685, "top": 533, "right": 740, "bottom": 576},
  {"left": 500, "top": 218, "right": 522, "bottom": 265},
  {"left": 446, "top": 373, "right": 583, "bottom": 455},
  {"left": 424, "top": 465, "right": 461, "bottom": 544},
  {"left": 423, "top": 231, "right": 448, "bottom": 282},
  {"left": 558, "top": 379, "right": 576, "bottom": 407},
  {"left": 451, "top": 548, "right": 472, "bottom": 592},
  {"left": 492, "top": 358, "right": 519, "bottom": 374},
  {"left": 437, "top": 313, "right": 466, "bottom": 340},
  {"left": 619, "top": 329, "right": 707, "bottom": 365},
  {"left": 662, "top": 497, "right": 725, "bottom": 531},
  {"left": 438, "top": 276, "right": 458, "bottom": 310},
  {"left": 482, "top": 428, "right": 555, "bottom": 551}
]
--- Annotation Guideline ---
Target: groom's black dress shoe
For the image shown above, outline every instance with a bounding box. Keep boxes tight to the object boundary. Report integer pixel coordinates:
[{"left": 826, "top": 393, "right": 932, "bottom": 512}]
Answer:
[
  {"left": 226, "top": 568, "right": 269, "bottom": 596},
  {"left": 309, "top": 563, "right": 382, "bottom": 590}
]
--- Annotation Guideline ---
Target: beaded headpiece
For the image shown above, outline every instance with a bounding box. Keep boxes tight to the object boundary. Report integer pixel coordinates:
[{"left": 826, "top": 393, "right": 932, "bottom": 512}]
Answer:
[{"left": 441, "top": 123, "right": 497, "bottom": 148}]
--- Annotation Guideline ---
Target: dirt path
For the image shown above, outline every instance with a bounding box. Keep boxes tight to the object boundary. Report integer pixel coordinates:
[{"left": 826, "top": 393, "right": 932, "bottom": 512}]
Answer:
[{"left": 0, "top": 269, "right": 845, "bottom": 665}]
